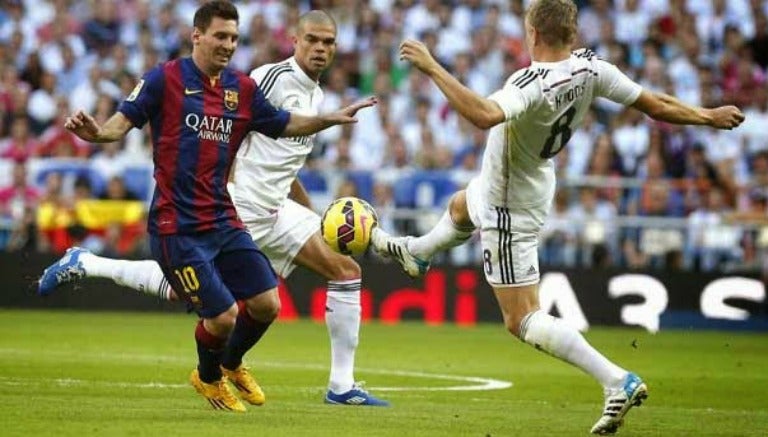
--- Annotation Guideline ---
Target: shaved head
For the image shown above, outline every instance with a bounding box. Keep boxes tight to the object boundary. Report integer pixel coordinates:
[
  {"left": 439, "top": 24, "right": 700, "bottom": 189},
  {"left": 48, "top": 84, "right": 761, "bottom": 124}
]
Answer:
[{"left": 297, "top": 10, "right": 336, "bottom": 34}]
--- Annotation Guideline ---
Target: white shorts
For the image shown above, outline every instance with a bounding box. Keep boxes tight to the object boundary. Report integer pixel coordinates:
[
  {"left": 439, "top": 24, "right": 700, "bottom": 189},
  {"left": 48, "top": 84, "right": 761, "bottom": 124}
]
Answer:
[
  {"left": 239, "top": 199, "right": 320, "bottom": 278},
  {"left": 466, "top": 178, "right": 548, "bottom": 287}
]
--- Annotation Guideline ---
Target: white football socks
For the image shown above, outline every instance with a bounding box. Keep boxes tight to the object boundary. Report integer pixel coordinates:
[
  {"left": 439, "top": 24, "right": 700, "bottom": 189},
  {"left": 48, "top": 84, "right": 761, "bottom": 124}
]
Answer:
[
  {"left": 325, "top": 279, "right": 362, "bottom": 393},
  {"left": 408, "top": 210, "right": 474, "bottom": 260},
  {"left": 520, "top": 310, "right": 627, "bottom": 388},
  {"left": 80, "top": 253, "right": 171, "bottom": 300}
]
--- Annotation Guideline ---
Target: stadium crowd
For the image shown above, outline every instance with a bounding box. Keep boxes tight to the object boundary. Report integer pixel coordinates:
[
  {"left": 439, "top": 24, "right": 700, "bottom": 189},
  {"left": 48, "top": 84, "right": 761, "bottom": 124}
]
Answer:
[{"left": 0, "top": 0, "right": 767, "bottom": 275}]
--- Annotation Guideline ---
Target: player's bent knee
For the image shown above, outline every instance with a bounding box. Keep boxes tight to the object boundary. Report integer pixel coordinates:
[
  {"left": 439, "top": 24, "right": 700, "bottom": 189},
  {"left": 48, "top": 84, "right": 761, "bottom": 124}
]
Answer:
[
  {"left": 243, "top": 288, "right": 280, "bottom": 322},
  {"left": 324, "top": 253, "right": 361, "bottom": 281},
  {"left": 449, "top": 190, "right": 472, "bottom": 227},
  {"left": 207, "top": 304, "right": 239, "bottom": 335},
  {"left": 337, "top": 256, "right": 362, "bottom": 280}
]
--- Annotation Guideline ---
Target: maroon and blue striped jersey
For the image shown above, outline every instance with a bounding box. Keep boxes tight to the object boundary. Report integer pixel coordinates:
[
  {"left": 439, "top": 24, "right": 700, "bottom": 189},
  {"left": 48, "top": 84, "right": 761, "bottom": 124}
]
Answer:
[{"left": 118, "top": 57, "right": 290, "bottom": 235}]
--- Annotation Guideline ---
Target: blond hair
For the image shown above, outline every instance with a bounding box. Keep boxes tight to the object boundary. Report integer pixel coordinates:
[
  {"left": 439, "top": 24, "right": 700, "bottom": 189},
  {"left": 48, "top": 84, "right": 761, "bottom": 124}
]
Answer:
[{"left": 526, "top": 0, "right": 578, "bottom": 48}]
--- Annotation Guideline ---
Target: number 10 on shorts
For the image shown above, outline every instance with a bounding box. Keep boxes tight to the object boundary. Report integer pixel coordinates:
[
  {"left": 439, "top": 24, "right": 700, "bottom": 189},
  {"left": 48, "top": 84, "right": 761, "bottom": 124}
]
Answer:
[{"left": 174, "top": 266, "right": 200, "bottom": 293}]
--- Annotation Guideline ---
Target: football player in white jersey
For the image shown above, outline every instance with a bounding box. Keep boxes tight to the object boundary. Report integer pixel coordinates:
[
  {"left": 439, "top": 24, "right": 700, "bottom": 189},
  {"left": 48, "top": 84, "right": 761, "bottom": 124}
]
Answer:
[
  {"left": 38, "top": 11, "right": 388, "bottom": 407},
  {"left": 372, "top": 0, "right": 744, "bottom": 433}
]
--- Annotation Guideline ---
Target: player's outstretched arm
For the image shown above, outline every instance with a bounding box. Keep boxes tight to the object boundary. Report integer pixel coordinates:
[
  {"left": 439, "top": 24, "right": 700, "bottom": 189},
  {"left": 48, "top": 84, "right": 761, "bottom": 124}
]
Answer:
[
  {"left": 631, "top": 90, "right": 745, "bottom": 130},
  {"left": 64, "top": 110, "right": 134, "bottom": 143},
  {"left": 281, "top": 96, "right": 378, "bottom": 137},
  {"left": 399, "top": 39, "right": 504, "bottom": 129}
]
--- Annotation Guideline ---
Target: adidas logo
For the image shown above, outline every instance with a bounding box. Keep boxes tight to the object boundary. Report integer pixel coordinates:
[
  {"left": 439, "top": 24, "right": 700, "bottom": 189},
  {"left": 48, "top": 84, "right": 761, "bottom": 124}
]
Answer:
[
  {"left": 526, "top": 265, "right": 537, "bottom": 276},
  {"left": 345, "top": 396, "right": 367, "bottom": 405},
  {"left": 387, "top": 242, "right": 404, "bottom": 261}
]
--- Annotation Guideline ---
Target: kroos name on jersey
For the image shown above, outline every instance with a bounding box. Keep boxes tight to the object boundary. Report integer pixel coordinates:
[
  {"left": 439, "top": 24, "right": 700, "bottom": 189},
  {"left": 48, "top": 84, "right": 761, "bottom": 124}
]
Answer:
[
  {"left": 555, "top": 84, "right": 585, "bottom": 109},
  {"left": 185, "top": 114, "right": 233, "bottom": 142}
]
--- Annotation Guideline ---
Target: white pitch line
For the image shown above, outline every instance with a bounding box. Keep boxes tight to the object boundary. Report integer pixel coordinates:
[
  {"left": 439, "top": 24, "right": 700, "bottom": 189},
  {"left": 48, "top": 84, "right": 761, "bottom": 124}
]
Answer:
[
  {"left": 0, "top": 376, "right": 188, "bottom": 389},
  {"left": 0, "top": 348, "right": 512, "bottom": 392},
  {"left": 353, "top": 368, "right": 512, "bottom": 391}
]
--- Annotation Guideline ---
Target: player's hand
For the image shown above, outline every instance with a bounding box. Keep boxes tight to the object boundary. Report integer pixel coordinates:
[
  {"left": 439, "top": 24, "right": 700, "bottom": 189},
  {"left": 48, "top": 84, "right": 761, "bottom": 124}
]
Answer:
[
  {"left": 399, "top": 39, "right": 438, "bottom": 74},
  {"left": 330, "top": 96, "right": 378, "bottom": 124},
  {"left": 64, "top": 110, "right": 102, "bottom": 141},
  {"left": 706, "top": 106, "right": 745, "bottom": 130}
]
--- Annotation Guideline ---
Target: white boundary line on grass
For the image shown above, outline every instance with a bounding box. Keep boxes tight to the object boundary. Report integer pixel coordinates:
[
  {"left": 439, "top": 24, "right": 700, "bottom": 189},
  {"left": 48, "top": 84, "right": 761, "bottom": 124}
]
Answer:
[{"left": 0, "top": 348, "right": 512, "bottom": 392}]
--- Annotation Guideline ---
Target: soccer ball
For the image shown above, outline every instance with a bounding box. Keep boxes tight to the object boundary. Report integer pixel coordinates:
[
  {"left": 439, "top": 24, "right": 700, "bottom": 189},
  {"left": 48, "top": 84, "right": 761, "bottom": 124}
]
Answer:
[{"left": 321, "top": 197, "right": 378, "bottom": 256}]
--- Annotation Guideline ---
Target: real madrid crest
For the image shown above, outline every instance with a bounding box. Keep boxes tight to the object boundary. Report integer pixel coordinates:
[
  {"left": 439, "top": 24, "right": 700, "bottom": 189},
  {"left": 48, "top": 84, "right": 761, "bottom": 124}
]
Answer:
[{"left": 224, "top": 89, "right": 239, "bottom": 111}]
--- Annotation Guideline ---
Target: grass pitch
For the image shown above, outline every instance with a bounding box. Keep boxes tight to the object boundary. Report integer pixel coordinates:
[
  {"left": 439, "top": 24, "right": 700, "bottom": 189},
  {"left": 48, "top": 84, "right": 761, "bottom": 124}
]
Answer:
[{"left": 0, "top": 310, "right": 766, "bottom": 436}]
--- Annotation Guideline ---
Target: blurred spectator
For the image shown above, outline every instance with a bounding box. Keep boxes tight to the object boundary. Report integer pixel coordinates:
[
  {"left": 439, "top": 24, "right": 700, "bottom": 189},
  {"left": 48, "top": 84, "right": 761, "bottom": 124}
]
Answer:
[
  {"left": 72, "top": 175, "right": 93, "bottom": 202},
  {"left": 612, "top": 109, "right": 650, "bottom": 177},
  {"left": 335, "top": 178, "right": 359, "bottom": 199},
  {"left": 0, "top": 160, "right": 39, "bottom": 223},
  {"left": 20, "top": 50, "right": 45, "bottom": 91},
  {"left": 27, "top": 70, "right": 58, "bottom": 132},
  {"left": 0, "top": 116, "right": 38, "bottom": 161},
  {"left": 55, "top": 43, "right": 91, "bottom": 96},
  {"left": 564, "top": 110, "right": 602, "bottom": 179},
  {"left": 35, "top": 97, "right": 90, "bottom": 158},
  {"left": 82, "top": 0, "right": 121, "bottom": 53},
  {"left": 738, "top": 86, "right": 768, "bottom": 157},
  {"left": 35, "top": 171, "right": 73, "bottom": 253},
  {"left": 614, "top": 0, "right": 651, "bottom": 48},
  {"left": 586, "top": 134, "right": 624, "bottom": 208},
  {"left": 686, "top": 187, "right": 742, "bottom": 271},
  {"left": 542, "top": 189, "right": 578, "bottom": 267},
  {"left": 624, "top": 179, "right": 685, "bottom": 269},
  {"left": 68, "top": 65, "right": 121, "bottom": 115},
  {"left": 100, "top": 175, "right": 138, "bottom": 201},
  {"left": 569, "top": 186, "right": 619, "bottom": 267},
  {"left": 0, "top": 1, "right": 37, "bottom": 60},
  {"left": 747, "top": 12, "right": 768, "bottom": 69}
]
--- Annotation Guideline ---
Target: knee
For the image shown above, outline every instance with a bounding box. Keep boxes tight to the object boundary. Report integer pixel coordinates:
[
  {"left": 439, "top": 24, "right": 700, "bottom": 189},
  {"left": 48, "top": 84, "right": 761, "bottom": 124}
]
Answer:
[
  {"left": 244, "top": 289, "right": 281, "bottom": 322},
  {"left": 502, "top": 304, "right": 539, "bottom": 339},
  {"left": 327, "top": 256, "right": 361, "bottom": 281},
  {"left": 208, "top": 304, "right": 239, "bottom": 335},
  {"left": 449, "top": 191, "right": 473, "bottom": 228}
]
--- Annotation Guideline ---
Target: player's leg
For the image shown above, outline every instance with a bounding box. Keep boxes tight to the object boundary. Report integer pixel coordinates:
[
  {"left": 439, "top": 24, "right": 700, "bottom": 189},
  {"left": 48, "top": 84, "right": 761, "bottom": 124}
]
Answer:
[
  {"left": 482, "top": 207, "right": 646, "bottom": 434},
  {"left": 255, "top": 199, "right": 387, "bottom": 405},
  {"left": 495, "top": 283, "right": 647, "bottom": 434},
  {"left": 215, "top": 230, "right": 280, "bottom": 406},
  {"left": 151, "top": 233, "right": 245, "bottom": 412},
  {"left": 37, "top": 246, "right": 176, "bottom": 301},
  {"left": 371, "top": 188, "right": 476, "bottom": 278},
  {"left": 292, "top": 232, "right": 387, "bottom": 406}
]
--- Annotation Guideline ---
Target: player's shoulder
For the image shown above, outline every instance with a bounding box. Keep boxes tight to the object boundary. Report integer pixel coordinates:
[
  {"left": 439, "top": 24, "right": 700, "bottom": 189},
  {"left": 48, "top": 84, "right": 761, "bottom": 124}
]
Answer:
[
  {"left": 506, "top": 66, "right": 542, "bottom": 91},
  {"left": 137, "top": 60, "right": 172, "bottom": 88},
  {"left": 249, "top": 60, "right": 295, "bottom": 83}
]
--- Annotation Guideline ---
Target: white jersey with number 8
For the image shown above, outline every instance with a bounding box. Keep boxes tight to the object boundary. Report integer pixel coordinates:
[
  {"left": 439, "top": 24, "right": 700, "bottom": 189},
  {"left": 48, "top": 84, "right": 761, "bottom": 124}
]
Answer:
[
  {"left": 466, "top": 49, "right": 642, "bottom": 286},
  {"left": 479, "top": 49, "right": 642, "bottom": 210}
]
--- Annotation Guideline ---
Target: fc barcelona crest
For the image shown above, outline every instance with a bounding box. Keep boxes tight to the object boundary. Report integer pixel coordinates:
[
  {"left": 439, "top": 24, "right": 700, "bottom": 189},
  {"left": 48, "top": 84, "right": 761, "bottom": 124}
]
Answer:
[{"left": 224, "top": 90, "right": 239, "bottom": 111}]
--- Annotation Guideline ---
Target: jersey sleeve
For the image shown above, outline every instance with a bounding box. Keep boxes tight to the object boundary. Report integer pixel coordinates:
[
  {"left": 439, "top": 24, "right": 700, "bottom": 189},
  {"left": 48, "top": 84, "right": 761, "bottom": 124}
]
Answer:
[
  {"left": 594, "top": 59, "right": 643, "bottom": 106},
  {"left": 117, "top": 66, "right": 164, "bottom": 128},
  {"left": 249, "top": 84, "right": 290, "bottom": 139},
  {"left": 487, "top": 71, "right": 537, "bottom": 121}
]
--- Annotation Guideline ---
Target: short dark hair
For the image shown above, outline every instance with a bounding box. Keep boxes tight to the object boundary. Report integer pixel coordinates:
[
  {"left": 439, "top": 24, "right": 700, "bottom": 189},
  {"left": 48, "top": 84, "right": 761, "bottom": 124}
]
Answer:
[
  {"left": 297, "top": 10, "right": 337, "bottom": 34},
  {"left": 193, "top": 1, "right": 239, "bottom": 32},
  {"left": 526, "top": 0, "right": 578, "bottom": 48}
]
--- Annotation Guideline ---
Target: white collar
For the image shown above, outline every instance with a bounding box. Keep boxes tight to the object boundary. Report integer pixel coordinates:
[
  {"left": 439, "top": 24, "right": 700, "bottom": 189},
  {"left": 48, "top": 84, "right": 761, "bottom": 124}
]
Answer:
[{"left": 288, "top": 57, "right": 319, "bottom": 90}]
